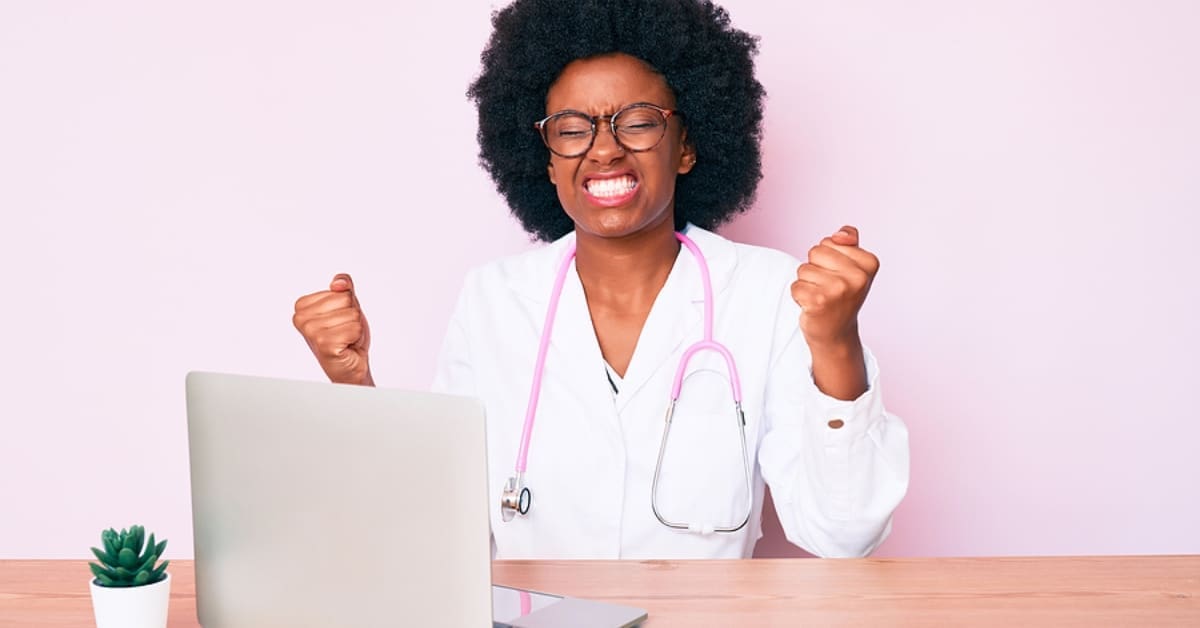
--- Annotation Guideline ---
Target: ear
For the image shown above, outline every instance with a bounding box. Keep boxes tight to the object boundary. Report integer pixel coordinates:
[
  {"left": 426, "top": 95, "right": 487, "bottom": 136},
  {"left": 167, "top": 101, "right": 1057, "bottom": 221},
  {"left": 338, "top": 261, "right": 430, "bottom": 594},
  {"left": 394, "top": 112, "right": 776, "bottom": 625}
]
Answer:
[
  {"left": 547, "top": 161, "right": 556, "bottom": 183},
  {"left": 677, "top": 129, "right": 697, "bottom": 175}
]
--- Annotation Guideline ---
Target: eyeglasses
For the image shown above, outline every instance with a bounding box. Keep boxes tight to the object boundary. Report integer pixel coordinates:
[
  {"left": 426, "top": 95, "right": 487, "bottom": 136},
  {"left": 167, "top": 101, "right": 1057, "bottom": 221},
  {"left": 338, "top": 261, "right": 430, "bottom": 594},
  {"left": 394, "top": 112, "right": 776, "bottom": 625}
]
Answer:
[{"left": 534, "top": 102, "right": 678, "bottom": 159}]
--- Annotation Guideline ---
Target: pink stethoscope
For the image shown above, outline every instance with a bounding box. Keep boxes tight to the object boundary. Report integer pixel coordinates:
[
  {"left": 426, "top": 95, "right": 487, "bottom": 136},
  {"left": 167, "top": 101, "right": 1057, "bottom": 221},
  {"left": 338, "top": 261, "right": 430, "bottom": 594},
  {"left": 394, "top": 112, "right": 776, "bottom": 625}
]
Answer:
[{"left": 500, "top": 231, "right": 753, "bottom": 534}]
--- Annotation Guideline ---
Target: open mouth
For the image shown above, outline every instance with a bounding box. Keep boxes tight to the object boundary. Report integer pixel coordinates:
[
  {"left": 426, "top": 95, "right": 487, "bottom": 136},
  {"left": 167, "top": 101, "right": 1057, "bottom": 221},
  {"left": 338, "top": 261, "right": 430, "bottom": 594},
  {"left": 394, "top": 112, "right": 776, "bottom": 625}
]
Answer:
[{"left": 583, "top": 173, "right": 640, "bottom": 205}]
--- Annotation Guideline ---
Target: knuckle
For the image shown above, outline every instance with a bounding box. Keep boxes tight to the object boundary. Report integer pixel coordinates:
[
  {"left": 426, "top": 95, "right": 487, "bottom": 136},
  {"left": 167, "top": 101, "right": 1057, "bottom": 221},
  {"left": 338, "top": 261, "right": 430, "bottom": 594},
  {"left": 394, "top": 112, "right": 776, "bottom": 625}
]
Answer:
[
  {"left": 829, "top": 278, "right": 849, "bottom": 298},
  {"left": 791, "top": 282, "right": 811, "bottom": 302},
  {"left": 315, "top": 337, "right": 340, "bottom": 357},
  {"left": 295, "top": 291, "right": 327, "bottom": 311},
  {"left": 845, "top": 271, "right": 866, "bottom": 291}
]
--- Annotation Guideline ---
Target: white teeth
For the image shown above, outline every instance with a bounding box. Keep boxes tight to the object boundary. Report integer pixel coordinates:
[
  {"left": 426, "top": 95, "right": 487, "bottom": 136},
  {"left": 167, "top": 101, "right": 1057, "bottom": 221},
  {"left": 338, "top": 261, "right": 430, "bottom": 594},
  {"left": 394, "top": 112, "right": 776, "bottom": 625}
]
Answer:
[{"left": 586, "top": 175, "right": 637, "bottom": 198}]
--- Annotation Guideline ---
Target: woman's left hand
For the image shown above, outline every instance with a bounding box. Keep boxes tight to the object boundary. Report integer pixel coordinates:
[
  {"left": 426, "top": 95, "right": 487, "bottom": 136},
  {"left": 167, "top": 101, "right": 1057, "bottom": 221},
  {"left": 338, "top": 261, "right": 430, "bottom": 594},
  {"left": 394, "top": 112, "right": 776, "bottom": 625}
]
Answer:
[{"left": 790, "top": 225, "right": 879, "bottom": 349}]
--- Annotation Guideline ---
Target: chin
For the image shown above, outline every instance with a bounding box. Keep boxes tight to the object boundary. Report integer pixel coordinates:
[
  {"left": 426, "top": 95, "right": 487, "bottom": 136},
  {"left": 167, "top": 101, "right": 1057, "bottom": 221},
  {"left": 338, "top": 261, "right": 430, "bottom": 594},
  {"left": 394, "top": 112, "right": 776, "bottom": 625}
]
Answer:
[
  {"left": 570, "top": 205, "right": 672, "bottom": 239},
  {"left": 575, "top": 213, "right": 643, "bottom": 238}
]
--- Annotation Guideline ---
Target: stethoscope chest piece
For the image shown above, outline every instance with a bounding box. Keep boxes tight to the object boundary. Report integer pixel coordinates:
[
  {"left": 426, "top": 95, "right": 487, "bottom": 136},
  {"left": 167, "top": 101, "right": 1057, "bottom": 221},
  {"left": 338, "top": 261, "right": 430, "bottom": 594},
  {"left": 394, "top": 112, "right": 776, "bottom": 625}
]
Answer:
[{"left": 501, "top": 475, "right": 531, "bottom": 522}]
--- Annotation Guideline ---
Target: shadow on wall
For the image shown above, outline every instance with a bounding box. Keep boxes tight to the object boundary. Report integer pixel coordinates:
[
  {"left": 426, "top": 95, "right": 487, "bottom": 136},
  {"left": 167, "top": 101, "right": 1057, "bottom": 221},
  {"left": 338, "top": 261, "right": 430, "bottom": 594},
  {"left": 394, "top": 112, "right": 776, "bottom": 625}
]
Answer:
[{"left": 753, "top": 489, "right": 816, "bottom": 558}]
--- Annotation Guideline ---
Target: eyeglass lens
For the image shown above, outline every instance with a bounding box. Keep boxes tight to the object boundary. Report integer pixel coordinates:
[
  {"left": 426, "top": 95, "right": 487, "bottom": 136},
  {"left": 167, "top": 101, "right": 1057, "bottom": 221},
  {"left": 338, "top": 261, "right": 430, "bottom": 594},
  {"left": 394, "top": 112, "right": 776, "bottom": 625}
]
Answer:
[{"left": 542, "top": 105, "right": 668, "bottom": 157}]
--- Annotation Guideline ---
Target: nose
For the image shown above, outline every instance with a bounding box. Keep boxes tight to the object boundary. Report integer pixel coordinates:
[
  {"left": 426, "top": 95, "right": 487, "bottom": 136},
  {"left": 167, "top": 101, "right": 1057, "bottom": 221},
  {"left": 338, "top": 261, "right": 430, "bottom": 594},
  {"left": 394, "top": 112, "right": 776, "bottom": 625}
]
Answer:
[{"left": 586, "top": 120, "right": 625, "bottom": 165}]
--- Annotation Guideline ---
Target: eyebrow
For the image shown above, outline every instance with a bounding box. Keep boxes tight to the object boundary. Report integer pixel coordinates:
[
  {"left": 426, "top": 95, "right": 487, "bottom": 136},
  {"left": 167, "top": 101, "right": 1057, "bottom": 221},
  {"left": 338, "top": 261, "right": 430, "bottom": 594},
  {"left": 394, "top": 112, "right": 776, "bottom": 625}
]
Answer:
[
  {"left": 547, "top": 106, "right": 619, "bottom": 116},
  {"left": 546, "top": 101, "right": 663, "bottom": 116}
]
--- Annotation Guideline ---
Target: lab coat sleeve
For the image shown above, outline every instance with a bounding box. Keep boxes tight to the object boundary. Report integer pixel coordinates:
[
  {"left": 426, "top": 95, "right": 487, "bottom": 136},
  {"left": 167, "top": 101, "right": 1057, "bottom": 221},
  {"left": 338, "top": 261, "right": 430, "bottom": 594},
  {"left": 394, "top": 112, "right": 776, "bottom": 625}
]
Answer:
[
  {"left": 430, "top": 270, "right": 498, "bottom": 559},
  {"left": 757, "top": 289, "right": 910, "bottom": 558},
  {"left": 431, "top": 270, "right": 476, "bottom": 399}
]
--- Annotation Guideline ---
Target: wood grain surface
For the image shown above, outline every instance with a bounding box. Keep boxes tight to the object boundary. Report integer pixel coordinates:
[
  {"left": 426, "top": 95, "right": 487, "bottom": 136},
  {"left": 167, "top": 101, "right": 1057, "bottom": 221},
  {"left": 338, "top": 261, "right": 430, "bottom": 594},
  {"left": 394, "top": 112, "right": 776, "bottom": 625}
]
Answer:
[{"left": 2, "top": 556, "right": 1197, "bottom": 627}]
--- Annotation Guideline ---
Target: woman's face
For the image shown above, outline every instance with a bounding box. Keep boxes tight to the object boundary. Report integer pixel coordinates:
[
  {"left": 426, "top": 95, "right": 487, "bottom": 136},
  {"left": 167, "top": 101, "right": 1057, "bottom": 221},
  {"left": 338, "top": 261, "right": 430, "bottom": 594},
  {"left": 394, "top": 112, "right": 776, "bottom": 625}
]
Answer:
[{"left": 544, "top": 53, "right": 696, "bottom": 240}]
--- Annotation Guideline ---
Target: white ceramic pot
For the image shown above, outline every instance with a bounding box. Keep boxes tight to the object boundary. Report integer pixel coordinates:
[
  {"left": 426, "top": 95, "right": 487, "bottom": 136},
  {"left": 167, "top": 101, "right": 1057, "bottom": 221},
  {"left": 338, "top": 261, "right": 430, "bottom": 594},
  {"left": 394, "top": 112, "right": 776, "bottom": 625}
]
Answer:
[{"left": 89, "top": 572, "right": 170, "bottom": 628}]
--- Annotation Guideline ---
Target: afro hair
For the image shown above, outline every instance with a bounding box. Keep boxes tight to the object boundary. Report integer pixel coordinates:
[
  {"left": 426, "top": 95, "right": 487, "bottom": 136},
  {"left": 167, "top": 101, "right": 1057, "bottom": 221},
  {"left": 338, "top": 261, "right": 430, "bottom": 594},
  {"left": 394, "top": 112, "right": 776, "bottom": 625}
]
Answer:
[{"left": 467, "top": 0, "right": 766, "bottom": 242}]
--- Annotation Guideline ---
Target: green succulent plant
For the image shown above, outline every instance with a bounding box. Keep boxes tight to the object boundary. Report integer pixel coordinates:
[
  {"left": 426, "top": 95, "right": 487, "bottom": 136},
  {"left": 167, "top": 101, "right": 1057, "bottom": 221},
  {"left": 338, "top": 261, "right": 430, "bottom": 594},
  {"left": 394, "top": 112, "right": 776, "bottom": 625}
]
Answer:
[{"left": 88, "top": 525, "right": 169, "bottom": 588}]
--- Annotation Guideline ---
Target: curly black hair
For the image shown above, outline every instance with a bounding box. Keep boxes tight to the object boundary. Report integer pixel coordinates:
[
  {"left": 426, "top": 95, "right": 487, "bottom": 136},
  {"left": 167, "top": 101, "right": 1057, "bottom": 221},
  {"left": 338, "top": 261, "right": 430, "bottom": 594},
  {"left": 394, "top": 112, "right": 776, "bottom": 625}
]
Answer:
[{"left": 467, "top": 0, "right": 766, "bottom": 242}]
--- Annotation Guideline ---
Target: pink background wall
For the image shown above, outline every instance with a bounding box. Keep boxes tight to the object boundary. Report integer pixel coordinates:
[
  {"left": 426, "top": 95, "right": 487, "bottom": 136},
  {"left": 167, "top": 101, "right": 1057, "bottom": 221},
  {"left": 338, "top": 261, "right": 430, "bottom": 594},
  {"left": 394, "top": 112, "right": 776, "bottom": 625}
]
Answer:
[{"left": 2, "top": 1, "right": 1197, "bottom": 559}]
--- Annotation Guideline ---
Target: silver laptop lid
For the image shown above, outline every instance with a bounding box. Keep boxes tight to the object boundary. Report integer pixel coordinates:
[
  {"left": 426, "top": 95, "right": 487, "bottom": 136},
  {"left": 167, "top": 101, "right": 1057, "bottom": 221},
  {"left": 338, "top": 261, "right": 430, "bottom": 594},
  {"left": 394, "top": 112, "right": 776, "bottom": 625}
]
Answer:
[{"left": 185, "top": 372, "right": 492, "bottom": 627}]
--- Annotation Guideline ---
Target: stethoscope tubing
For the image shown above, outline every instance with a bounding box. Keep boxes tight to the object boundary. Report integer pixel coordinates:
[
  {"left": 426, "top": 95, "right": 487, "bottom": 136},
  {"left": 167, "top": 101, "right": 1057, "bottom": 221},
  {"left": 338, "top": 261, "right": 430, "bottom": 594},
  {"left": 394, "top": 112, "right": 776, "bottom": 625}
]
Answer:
[
  {"left": 514, "top": 239, "right": 578, "bottom": 475},
  {"left": 504, "top": 231, "right": 752, "bottom": 533},
  {"left": 672, "top": 232, "right": 743, "bottom": 401}
]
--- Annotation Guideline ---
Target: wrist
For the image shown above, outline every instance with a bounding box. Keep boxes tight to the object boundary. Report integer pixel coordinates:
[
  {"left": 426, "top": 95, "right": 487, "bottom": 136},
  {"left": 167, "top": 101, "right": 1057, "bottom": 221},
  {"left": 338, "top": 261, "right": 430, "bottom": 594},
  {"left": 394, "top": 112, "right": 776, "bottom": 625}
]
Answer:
[
  {"left": 805, "top": 327, "right": 862, "bottom": 360},
  {"left": 806, "top": 331, "right": 867, "bottom": 401}
]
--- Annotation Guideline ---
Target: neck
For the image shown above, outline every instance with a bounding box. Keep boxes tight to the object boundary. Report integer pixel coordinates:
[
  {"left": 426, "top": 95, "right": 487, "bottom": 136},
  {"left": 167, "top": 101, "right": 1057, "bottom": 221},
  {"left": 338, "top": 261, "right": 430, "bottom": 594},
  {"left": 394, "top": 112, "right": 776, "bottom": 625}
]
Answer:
[{"left": 573, "top": 218, "right": 680, "bottom": 312}]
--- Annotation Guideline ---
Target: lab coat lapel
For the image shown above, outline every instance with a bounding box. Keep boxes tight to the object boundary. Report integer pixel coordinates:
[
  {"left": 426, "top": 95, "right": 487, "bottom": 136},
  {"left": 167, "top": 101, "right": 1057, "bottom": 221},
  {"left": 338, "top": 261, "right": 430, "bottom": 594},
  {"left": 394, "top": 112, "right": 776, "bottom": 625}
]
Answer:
[
  {"left": 508, "top": 233, "right": 612, "bottom": 414},
  {"left": 508, "top": 226, "right": 737, "bottom": 416},
  {"left": 546, "top": 260, "right": 613, "bottom": 407},
  {"left": 615, "top": 225, "right": 737, "bottom": 414},
  {"left": 613, "top": 258, "right": 698, "bottom": 413}
]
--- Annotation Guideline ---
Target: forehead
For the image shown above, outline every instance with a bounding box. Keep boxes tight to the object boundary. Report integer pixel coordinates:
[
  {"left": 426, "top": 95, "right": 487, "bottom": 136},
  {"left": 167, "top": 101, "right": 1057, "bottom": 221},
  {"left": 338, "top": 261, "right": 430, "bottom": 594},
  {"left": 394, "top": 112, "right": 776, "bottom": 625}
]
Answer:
[{"left": 545, "top": 53, "right": 675, "bottom": 114}]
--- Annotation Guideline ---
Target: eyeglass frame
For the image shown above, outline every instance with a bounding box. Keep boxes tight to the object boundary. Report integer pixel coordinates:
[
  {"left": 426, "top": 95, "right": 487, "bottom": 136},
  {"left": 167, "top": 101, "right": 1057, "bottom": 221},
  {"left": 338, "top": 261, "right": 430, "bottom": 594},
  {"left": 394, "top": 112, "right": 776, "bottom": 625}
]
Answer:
[{"left": 533, "top": 102, "right": 680, "bottom": 159}]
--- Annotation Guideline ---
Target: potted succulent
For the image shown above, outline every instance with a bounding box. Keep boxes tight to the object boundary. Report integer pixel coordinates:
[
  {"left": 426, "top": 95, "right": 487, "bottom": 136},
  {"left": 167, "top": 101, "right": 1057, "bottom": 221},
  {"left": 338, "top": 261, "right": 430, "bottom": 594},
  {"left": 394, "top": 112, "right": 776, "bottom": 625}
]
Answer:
[{"left": 87, "top": 525, "right": 171, "bottom": 628}]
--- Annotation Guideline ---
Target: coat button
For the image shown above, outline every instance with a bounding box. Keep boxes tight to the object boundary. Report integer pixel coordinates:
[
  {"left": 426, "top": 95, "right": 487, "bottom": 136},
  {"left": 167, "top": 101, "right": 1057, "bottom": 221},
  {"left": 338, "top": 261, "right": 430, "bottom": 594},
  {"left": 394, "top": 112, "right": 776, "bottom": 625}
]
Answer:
[{"left": 828, "top": 419, "right": 845, "bottom": 429}]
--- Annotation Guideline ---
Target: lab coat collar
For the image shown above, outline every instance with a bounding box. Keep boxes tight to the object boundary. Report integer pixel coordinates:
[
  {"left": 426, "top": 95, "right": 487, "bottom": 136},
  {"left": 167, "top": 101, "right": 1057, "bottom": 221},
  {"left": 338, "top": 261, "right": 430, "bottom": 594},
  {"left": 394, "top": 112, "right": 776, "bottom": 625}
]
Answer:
[
  {"left": 509, "top": 223, "right": 738, "bottom": 414},
  {"left": 509, "top": 223, "right": 737, "bottom": 305}
]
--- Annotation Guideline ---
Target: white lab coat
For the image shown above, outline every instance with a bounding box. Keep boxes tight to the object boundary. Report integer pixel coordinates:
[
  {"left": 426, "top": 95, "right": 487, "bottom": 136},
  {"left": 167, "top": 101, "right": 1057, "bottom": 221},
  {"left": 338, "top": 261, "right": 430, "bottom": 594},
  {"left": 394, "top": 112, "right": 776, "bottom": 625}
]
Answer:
[{"left": 432, "top": 224, "right": 909, "bottom": 559}]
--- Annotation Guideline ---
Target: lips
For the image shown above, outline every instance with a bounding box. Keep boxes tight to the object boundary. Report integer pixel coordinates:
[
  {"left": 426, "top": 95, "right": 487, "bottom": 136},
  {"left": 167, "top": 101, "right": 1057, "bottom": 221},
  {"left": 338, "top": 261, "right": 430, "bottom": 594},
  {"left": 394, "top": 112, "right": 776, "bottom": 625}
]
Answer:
[{"left": 582, "top": 171, "right": 640, "bottom": 207}]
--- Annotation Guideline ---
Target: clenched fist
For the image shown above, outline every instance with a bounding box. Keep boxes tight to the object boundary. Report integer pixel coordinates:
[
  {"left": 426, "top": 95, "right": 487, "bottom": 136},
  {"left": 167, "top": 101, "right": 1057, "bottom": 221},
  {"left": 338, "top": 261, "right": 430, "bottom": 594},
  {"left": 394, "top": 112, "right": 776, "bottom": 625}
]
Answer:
[
  {"left": 791, "top": 225, "right": 879, "bottom": 347},
  {"left": 791, "top": 226, "right": 878, "bottom": 400},
  {"left": 293, "top": 273, "right": 374, "bottom": 386}
]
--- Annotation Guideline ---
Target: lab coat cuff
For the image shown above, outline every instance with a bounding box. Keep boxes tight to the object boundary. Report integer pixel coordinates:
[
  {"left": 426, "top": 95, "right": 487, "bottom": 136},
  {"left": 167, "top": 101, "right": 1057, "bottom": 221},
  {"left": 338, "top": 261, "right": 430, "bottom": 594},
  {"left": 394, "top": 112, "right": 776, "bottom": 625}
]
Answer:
[{"left": 806, "top": 347, "right": 884, "bottom": 445}]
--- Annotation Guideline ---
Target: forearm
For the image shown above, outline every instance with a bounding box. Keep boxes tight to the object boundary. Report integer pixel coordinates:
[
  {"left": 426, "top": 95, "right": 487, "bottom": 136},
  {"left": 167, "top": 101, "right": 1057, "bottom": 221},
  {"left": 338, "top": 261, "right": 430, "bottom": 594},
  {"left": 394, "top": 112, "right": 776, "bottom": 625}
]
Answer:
[{"left": 807, "top": 332, "right": 867, "bottom": 401}]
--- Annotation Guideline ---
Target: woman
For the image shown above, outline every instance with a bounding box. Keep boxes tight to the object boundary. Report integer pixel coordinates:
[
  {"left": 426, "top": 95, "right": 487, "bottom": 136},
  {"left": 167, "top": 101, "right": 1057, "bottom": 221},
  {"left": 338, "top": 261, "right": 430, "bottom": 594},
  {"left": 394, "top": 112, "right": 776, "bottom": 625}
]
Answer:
[{"left": 292, "top": 0, "right": 909, "bottom": 559}]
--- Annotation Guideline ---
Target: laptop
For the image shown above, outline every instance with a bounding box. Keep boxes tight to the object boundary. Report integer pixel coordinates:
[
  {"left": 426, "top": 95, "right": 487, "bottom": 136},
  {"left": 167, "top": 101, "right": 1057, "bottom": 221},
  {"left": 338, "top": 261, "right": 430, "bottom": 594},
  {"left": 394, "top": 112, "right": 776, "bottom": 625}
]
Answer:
[{"left": 185, "top": 372, "right": 647, "bottom": 627}]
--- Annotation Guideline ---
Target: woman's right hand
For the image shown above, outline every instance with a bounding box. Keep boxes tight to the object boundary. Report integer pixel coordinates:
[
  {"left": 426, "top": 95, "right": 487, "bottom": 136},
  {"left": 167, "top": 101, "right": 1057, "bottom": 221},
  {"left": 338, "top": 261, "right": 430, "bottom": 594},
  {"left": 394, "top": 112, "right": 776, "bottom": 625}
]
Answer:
[{"left": 293, "top": 273, "right": 374, "bottom": 386}]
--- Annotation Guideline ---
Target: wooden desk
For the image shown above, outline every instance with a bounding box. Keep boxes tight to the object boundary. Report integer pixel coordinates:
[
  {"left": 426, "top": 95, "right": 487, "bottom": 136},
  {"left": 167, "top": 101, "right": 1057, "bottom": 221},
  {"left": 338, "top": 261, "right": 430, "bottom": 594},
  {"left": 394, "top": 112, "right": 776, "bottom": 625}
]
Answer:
[{"left": 1, "top": 556, "right": 1197, "bottom": 626}]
